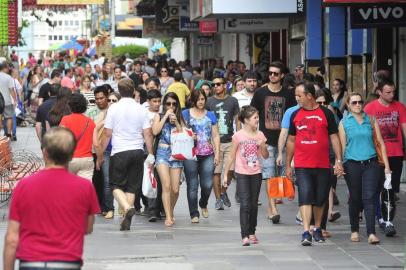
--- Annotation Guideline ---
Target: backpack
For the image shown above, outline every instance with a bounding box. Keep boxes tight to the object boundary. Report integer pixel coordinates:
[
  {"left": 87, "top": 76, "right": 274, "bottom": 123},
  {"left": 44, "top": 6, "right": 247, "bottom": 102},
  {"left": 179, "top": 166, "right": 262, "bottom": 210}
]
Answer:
[{"left": 0, "top": 92, "right": 5, "bottom": 114}]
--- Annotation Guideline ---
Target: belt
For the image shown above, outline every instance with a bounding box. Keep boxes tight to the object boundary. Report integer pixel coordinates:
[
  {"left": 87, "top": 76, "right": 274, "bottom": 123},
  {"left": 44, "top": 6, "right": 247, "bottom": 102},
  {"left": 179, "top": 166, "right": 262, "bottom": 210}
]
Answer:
[
  {"left": 348, "top": 157, "right": 377, "bottom": 165},
  {"left": 20, "top": 262, "right": 81, "bottom": 269}
]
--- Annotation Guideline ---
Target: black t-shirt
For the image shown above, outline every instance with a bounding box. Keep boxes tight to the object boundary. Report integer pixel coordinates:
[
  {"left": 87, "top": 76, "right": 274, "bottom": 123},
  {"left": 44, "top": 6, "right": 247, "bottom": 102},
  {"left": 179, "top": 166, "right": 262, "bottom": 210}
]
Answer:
[
  {"left": 38, "top": 82, "right": 52, "bottom": 102},
  {"left": 130, "top": 72, "right": 142, "bottom": 87},
  {"left": 250, "top": 86, "right": 296, "bottom": 146},
  {"left": 206, "top": 95, "right": 240, "bottom": 143},
  {"left": 35, "top": 97, "right": 57, "bottom": 137}
]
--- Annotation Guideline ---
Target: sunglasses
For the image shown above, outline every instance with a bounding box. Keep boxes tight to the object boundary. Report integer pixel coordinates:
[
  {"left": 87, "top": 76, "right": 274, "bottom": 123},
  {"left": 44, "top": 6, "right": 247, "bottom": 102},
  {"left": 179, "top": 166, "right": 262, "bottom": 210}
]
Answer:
[
  {"left": 213, "top": 82, "right": 224, "bottom": 87},
  {"left": 269, "top": 71, "right": 280, "bottom": 77},
  {"left": 165, "top": 101, "right": 177, "bottom": 107},
  {"left": 317, "top": 101, "right": 327, "bottom": 105},
  {"left": 108, "top": 99, "right": 118, "bottom": 103},
  {"left": 351, "top": 100, "right": 364, "bottom": 105}
]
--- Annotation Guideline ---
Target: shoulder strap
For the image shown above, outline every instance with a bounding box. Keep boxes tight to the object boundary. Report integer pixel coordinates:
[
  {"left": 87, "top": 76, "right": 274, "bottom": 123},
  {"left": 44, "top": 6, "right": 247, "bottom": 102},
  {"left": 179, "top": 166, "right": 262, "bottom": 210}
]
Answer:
[{"left": 77, "top": 119, "right": 90, "bottom": 142}]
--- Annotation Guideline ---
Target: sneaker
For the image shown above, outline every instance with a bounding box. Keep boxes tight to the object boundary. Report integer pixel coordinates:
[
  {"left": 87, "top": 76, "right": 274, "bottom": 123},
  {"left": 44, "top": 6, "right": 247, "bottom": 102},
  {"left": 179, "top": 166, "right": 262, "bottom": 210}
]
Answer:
[
  {"left": 201, "top": 208, "right": 209, "bottom": 218},
  {"left": 11, "top": 135, "right": 17, "bottom": 141},
  {"left": 242, "top": 237, "right": 250, "bottom": 246},
  {"left": 378, "top": 218, "right": 386, "bottom": 230},
  {"left": 215, "top": 198, "right": 224, "bottom": 210},
  {"left": 120, "top": 207, "right": 135, "bottom": 231},
  {"left": 191, "top": 216, "right": 199, "bottom": 223},
  {"left": 301, "top": 231, "right": 312, "bottom": 246},
  {"left": 221, "top": 193, "right": 231, "bottom": 208},
  {"left": 148, "top": 215, "right": 157, "bottom": 222},
  {"left": 295, "top": 215, "right": 303, "bottom": 225},
  {"left": 104, "top": 210, "right": 114, "bottom": 219},
  {"left": 313, "top": 228, "right": 325, "bottom": 243},
  {"left": 384, "top": 223, "right": 396, "bottom": 237}
]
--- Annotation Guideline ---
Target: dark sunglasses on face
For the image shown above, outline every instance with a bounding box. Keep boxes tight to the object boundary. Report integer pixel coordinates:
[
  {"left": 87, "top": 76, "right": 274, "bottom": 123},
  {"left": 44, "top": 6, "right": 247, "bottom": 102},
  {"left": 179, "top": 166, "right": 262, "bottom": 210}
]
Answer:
[
  {"left": 166, "top": 101, "right": 177, "bottom": 107},
  {"left": 214, "top": 82, "right": 224, "bottom": 87},
  {"left": 108, "top": 99, "right": 118, "bottom": 103},
  {"left": 269, "top": 71, "right": 280, "bottom": 76},
  {"left": 351, "top": 100, "right": 364, "bottom": 105},
  {"left": 317, "top": 101, "right": 327, "bottom": 105}
]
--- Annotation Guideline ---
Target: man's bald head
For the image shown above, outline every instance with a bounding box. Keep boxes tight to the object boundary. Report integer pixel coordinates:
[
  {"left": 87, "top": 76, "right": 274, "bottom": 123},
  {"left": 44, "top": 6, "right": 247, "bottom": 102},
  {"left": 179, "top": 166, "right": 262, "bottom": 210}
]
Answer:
[{"left": 41, "top": 127, "right": 77, "bottom": 166}]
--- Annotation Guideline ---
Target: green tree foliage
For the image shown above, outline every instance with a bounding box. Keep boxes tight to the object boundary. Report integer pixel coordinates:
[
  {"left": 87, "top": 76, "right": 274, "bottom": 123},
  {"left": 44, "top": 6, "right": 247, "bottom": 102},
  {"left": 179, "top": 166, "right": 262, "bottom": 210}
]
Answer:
[{"left": 112, "top": 44, "right": 148, "bottom": 59}]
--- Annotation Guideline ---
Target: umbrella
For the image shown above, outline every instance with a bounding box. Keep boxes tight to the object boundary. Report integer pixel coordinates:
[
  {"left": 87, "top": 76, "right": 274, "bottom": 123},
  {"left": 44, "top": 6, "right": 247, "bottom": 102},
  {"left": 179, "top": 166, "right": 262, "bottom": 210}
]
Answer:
[{"left": 60, "top": 39, "right": 84, "bottom": 51}]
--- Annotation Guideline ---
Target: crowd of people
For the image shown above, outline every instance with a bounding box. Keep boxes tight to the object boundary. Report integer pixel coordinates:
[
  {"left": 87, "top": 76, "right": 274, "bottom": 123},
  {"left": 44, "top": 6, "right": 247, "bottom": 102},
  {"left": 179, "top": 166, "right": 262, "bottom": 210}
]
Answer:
[{"left": 1, "top": 50, "right": 405, "bottom": 269}]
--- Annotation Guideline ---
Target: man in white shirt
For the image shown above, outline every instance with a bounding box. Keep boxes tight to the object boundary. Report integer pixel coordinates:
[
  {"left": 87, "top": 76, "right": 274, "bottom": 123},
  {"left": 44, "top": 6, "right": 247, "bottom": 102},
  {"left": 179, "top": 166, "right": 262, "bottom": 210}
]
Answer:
[
  {"left": 233, "top": 71, "right": 258, "bottom": 108},
  {"left": 97, "top": 78, "right": 154, "bottom": 231},
  {"left": 0, "top": 62, "right": 16, "bottom": 138}
]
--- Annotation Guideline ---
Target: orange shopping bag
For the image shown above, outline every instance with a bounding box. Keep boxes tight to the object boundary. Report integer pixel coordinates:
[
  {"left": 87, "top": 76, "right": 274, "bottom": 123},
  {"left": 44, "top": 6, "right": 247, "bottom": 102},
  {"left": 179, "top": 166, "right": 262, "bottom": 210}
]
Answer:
[{"left": 267, "top": 176, "right": 295, "bottom": 200}]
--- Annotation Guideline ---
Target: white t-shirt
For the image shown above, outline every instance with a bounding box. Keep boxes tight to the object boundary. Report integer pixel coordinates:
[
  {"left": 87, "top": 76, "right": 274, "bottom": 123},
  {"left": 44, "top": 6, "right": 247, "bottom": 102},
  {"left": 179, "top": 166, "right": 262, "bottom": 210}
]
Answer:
[
  {"left": 0, "top": 72, "right": 14, "bottom": 105},
  {"left": 104, "top": 97, "right": 151, "bottom": 155},
  {"left": 233, "top": 89, "right": 254, "bottom": 108}
]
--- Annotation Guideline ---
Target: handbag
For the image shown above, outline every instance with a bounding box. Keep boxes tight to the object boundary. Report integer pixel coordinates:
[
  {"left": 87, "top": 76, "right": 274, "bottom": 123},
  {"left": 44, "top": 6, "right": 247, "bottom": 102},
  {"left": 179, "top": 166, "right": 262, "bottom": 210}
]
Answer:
[
  {"left": 267, "top": 166, "right": 295, "bottom": 200},
  {"left": 369, "top": 116, "right": 384, "bottom": 166},
  {"left": 142, "top": 162, "right": 158, "bottom": 199},
  {"left": 170, "top": 127, "right": 196, "bottom": 161}
]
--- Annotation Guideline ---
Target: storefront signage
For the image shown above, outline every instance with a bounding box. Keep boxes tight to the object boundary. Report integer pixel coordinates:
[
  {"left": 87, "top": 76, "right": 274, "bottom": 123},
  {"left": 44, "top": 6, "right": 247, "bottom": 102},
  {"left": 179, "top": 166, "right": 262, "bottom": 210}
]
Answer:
[
  {"left": 199, "top": 19, "right": 217, "bottom": 34},
  {"left": 350, "top": 4, "right": 406, "bottom": 28},
  {"left": 37, "top": 0, "right": 103, "bottom": 4},
  {"left": 220, "top": 18, "right": 289, "bottom": 32},
  {"left": 179, "top": 16, "right": 199, "bottom": 31}
]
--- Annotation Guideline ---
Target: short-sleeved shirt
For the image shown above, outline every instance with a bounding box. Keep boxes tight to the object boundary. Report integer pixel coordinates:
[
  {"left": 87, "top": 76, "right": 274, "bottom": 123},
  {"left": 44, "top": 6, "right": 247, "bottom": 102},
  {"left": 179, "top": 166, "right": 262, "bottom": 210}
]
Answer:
[
  {"left": 289, "top": 106, "right": 337, "bottom": 168},
  {"left": 281, "top": 104, "right": 300, "bottom": 129},
  {"left": 233, "top": 129, "right": 267, "bottom": 175},
  {"left": 104, "top": 98, "right": 151, "bottom": 155},
  {"left": 342, "top": 112, "right": 376, "bottom": 162},
  {"left": 81, "top": 90, "right": 96, "bottom": 110},
  {"left": 233, "top": 89, "right": 254, "bottom": 108},
  {"left": 206, "top": 95, "right": 240, "bottom": 143},
  {"left": 36, "top": 97, "right": 57, "bottom": 137},
  {"left": 183, "top": 109, "right": 217, "bottom": 156},
  {"left": 167, "top": 82, "right": 190, "bottom": 108},
  {"left": 9, "top": 168, "right": 100, "bottom": 262},
  {"left": 364, "top": 99, "right": 406, "bottom": 157},
  {"left": 250, "top": 86, "right": 297, "bottom": 146},
  {"left": 60, "top": 113, "right": 95, "bottom": 158},
  {"left": 38, "top": 82, "right": 52, "bottom": 102},
  {"left": 0, "top": 71, "right": 14, "bottom": 105}
]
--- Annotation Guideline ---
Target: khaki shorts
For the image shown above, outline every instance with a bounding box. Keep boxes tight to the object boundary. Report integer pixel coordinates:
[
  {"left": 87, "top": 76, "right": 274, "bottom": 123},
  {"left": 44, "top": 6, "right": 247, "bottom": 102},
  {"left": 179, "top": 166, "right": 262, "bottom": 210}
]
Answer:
[
  {"left": 69, "top": 157, "right": 94, "bottom": 180},
  {"left": 2, "top": 105, "right": 14, "bottom": 119},
  {"left": 214, "top": 142, "right": 235, "bottom": 174}
]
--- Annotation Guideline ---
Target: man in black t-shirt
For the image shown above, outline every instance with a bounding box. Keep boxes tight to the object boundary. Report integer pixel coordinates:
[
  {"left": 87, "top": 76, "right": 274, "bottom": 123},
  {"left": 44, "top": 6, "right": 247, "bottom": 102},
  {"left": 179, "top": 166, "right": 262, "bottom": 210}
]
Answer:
[
  {"left": 206, "top": 76, "right": 240, "bottom": 211},
  {"left": 250, "top": 61, "right": 296, "bottom": 224},
  {"left": 38, "top": 69, "right": 61, "bottom": 106},
  {"left": 35, "top": 84, "right": 60, "bottom": 141},
  {"left": 129, "top": 61, "right": 143, "bottom": 87}
]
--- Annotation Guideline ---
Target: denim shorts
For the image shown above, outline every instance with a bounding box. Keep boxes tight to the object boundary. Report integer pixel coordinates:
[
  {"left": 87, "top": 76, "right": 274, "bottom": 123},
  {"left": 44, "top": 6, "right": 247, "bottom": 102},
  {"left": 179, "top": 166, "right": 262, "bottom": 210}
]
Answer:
[
  {"left": 261, "top": 145, "right": 285, "bottom": 179},
  {"left": 155, "top": 145, "right": 183, "bottom": 168},
  {"left": 295, "top": 168, "right": 331, "bottom": 206}
]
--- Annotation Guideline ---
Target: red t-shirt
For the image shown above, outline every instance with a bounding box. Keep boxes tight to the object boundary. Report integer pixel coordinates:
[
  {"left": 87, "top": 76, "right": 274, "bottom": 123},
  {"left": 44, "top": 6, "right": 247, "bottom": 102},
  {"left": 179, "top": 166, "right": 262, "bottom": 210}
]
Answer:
[
  {"left": 9, "top": 168, "right": 100, "bottom": 262},
  {"left": 289, "top": 106, "right": 338, "bottom": 168},
  {"left": 60, "top": 113, "right": 95, "bottom": 158},
  {"left": 364, "top": 99, "right": 406, "bottom": 157}
]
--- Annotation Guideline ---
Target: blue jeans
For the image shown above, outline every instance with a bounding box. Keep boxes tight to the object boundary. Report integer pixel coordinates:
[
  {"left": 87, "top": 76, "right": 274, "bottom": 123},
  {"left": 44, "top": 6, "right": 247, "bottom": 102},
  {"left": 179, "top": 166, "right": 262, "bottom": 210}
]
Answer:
[
  {"left": 102, "top": 151, "right": 114, "bottom": 211},
  {"left": 184, "top": 155, "right": 214, "bottom": 218},
  {"left": 344, "top": 159, "right": 383, "bottom": 235}
]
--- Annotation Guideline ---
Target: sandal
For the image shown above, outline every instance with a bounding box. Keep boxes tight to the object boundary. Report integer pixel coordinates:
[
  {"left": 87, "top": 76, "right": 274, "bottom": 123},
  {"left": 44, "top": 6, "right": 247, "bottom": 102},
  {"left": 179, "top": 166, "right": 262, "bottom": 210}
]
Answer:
[
  {"left": 165, "top": 219, "right": 174, "bottom": 227},
  {"left": 268, "top": 214, "right": 280, "bottom": 224},
  {"left": 351, "top": 232, "right": 360, "bottom": 242},
  {"left": 328, "top": 212, "right": 341, "bottom": 222},
  {"left": 249, "top": 235, "right": 259, "bottom": 244}
]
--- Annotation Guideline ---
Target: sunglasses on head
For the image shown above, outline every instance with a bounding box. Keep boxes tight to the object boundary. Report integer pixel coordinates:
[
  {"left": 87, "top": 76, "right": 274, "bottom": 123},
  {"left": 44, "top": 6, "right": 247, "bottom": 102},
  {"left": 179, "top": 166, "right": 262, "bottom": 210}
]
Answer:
[
  {"left": 166, "top": 101, "right": 177, "bottom": 107},
  {"left": 269, "top": 71, "right": 280, "bottom": 76},
  {"left": 108, "top": 99, "right": 118, "bottom": 103},
  {"left": 351, "top": 100, "right": 364, "bottom": 105}
]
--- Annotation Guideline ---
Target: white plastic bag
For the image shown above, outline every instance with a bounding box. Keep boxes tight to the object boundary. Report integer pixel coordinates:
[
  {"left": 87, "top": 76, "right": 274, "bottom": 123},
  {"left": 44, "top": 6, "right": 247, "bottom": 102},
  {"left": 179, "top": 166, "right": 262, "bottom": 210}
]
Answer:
[
  {"left": 384, "top": 173, "right": 392, "bottom": 190},
  {"left": 170, "top": 128, "right": 196, "bottom": 161},
  {"left": 142, "top": 162, "right": 157, "bottom": 198}
]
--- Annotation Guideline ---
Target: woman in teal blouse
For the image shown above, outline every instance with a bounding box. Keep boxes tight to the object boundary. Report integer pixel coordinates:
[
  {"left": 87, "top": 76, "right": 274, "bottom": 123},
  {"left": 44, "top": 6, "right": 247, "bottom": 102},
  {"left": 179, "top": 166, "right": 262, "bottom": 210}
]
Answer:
[{"left": 338, "top": 92, "right": 390, "bottom": 245}]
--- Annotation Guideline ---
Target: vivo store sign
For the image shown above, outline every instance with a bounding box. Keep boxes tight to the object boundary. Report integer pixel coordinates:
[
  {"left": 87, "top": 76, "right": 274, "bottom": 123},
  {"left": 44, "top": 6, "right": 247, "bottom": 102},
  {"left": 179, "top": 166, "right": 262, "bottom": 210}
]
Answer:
[
  {"left": 351, "top": 4, "right": 406, "bottom": 28},
  {"left": 210, "top": 0, "right": 305, "bottom": 15}
]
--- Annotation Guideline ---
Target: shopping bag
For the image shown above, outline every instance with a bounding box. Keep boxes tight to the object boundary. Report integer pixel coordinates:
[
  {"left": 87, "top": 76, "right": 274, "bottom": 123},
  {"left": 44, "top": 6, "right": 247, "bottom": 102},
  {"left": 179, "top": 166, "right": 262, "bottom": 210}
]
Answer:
[
  {"left": 142, "top": 162, "right": 157, "bottom": 199},
  {"left": 267, "top": 176, "right": 295, "bottom": 200},
  {"left": 170, "top": 128, "right": 196, "bottom": 161}
]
